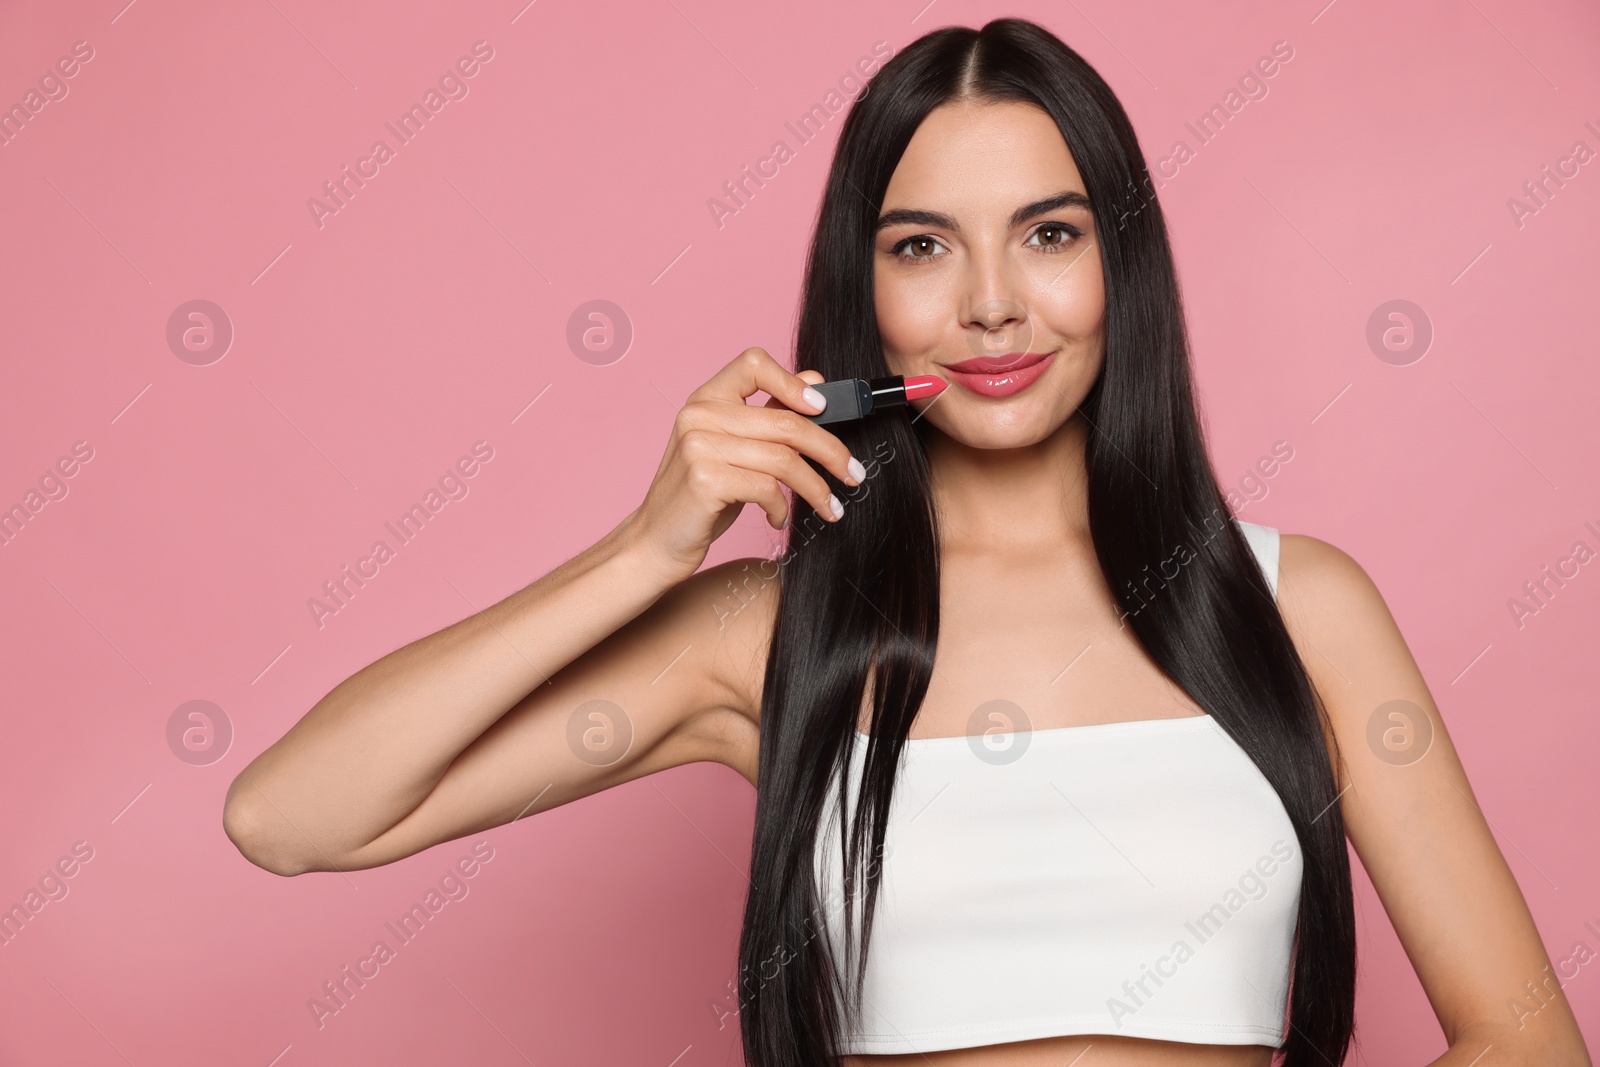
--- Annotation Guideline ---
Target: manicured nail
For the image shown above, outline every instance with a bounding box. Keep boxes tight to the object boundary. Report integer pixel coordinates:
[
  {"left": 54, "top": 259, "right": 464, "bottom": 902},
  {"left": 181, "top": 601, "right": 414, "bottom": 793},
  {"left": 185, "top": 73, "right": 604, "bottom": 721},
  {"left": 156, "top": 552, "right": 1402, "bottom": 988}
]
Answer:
[
  {"left": 847, "top": 457, "right": 866, "bottom": 484},
  {"left": 828, "top": 494, "right": 844, "bottom": 519},
  {"left": 803, "top": 386, "right": 827, "bottom": 411}
]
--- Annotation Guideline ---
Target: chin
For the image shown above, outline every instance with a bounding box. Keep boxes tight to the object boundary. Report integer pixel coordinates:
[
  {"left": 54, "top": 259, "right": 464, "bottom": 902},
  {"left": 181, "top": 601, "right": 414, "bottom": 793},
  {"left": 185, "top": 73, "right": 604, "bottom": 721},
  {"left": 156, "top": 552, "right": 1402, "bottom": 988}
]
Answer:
[{"left": 925, "top": 407, "right": 1065, "bottom": 449}]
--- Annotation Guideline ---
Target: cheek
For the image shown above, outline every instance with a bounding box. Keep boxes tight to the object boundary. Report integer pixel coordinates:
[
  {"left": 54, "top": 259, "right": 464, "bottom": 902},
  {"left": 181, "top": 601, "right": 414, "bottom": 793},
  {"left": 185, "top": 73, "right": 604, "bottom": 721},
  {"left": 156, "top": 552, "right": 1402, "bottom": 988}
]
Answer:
[
  {"left": 873, "top": 272, "right": 947, "bottom": 361},
  {"left": 1030, "top": 248, "right": 1106, "bottom": 338}
]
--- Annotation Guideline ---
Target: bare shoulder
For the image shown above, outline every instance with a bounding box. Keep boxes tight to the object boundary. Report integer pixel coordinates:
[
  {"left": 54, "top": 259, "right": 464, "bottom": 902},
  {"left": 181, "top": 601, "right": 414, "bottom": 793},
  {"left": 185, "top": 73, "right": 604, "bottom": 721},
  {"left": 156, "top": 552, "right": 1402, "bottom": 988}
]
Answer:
[
  {"left": 1275, "top": 532, "right": 1396, "bottom": 668},
  {"left": 1274, "top": 531, "right": 1420, "bottom": 790},
  {"left": 1273, "top": 534, "right": 1401, "bottom": 684},
  {"left": 1276, "top": 532, "right": 1385, "bottom": 622}
]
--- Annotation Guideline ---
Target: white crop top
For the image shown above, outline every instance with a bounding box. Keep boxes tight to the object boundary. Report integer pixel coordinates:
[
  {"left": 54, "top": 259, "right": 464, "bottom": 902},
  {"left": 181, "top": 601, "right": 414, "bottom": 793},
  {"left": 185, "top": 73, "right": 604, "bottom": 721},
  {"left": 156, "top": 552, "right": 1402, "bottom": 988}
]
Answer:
[{"left": 813, "top": 519, "right": 1300, "bottom": 1054}]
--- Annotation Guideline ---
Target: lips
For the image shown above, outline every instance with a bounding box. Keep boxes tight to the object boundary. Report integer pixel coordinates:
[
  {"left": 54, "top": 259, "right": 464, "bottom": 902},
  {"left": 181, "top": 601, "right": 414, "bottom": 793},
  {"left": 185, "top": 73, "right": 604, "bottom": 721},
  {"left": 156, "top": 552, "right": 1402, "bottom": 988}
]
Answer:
[
  {"left": 943, "top": 351, "right": 1052, "bottom": 374},
  {"left": 939, "top": 350, "right": 1056, "bottom": 399}
]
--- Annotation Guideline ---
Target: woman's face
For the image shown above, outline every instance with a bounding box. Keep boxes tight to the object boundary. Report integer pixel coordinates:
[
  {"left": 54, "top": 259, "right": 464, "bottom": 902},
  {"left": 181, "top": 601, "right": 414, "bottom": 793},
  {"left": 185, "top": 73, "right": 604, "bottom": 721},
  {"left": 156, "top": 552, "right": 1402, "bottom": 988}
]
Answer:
[{"left": 873, "top": 98, "right": 1106, "bottom": 449}]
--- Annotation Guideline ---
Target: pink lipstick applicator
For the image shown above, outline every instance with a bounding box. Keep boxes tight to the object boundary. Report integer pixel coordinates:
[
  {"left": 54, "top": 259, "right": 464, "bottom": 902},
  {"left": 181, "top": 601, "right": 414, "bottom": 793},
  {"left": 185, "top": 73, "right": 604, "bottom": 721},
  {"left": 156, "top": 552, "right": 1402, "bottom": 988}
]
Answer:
[{"left": 801, "top": 374, "right": 947, "bottom": 426}]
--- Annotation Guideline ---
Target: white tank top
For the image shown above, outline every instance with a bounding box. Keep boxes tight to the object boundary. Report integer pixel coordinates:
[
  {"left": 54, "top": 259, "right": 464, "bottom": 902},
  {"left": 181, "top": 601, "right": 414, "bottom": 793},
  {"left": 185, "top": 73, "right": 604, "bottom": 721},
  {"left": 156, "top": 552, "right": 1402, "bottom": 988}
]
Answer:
[{"left": 814, "top": 520, "right": 1300, "bottom": 1054}]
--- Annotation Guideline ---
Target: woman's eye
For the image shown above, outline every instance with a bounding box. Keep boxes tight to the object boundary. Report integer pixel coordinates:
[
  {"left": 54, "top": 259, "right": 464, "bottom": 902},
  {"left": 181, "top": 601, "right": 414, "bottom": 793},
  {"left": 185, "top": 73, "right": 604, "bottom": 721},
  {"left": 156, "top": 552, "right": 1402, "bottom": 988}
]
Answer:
[
  {"left": 890, "top": 235, "right": 949, "bottom": 262},
  {"left": 1026, "top": 223, "right": 1082, "bottom": 252}
]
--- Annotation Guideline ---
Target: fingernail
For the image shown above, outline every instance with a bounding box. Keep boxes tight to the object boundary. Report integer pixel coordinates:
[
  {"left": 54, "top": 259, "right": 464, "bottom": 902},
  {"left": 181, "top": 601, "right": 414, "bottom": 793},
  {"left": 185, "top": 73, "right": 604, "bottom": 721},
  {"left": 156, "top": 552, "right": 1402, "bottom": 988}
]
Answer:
[
  {"left": 803, "top": 386, "right": 827, "bottom": 411},
  {"left": 847, "top": 457, "right": 866, "bottom": 484},
  {"left": 828, "top": 494, "right": 844, "bottom": 520}
]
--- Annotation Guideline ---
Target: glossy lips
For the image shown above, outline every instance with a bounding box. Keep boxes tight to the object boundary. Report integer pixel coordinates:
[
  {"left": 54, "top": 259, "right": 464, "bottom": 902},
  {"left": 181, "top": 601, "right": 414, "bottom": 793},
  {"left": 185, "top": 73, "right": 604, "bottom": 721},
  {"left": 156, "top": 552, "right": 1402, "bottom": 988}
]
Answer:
[{"left": 940, "top": 351, "right": 1055, "bottom": 398}]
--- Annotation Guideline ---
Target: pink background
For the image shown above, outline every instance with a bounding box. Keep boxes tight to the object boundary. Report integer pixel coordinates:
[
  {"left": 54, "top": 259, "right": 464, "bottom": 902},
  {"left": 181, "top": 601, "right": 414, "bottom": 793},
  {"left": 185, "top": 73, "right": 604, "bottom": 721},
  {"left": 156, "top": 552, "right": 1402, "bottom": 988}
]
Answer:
[{"left": 2, "top": 0, "right": 1597, "bottom": 1063}]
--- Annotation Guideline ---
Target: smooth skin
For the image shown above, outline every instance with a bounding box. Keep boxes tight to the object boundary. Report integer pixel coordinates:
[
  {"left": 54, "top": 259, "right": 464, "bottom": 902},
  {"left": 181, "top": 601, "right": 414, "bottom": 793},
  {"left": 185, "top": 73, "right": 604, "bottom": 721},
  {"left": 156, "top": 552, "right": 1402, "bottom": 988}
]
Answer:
[{"left": 223, "top": 99, "right": 1591, "bottom": 1065}]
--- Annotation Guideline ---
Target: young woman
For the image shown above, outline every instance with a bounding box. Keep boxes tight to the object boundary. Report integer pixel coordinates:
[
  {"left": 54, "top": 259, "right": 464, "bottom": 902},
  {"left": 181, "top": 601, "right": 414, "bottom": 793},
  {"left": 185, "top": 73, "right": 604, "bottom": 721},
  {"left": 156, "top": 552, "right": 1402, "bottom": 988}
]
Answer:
[{"left": 222, "top": 18, "right": 1590, "bottom": 1067}]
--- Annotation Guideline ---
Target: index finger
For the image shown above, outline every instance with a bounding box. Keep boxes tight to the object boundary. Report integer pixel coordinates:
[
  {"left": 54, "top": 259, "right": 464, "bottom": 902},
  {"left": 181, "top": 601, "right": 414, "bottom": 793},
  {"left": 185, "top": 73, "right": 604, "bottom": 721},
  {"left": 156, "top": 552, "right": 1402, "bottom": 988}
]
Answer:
[
  {"left": 764, "top": 368, "right": 825, "bottom": 409},
  {"left": 694, "top": 348, "right": 827, "bottom": 416}
]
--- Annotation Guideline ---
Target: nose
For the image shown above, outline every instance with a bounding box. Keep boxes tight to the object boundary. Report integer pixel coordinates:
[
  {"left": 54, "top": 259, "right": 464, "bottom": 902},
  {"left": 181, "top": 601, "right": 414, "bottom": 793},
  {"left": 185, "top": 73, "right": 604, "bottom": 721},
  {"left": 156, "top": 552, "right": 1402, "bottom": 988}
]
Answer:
[
  {"left": 964, "top": 297, "right": 1031, "bottom": 359},
  {"left": 968, "top": 298, "right": 1024, "bottom": 332},
  {"left": 959, "top": 238, "right": 1031, "bottom": 353}
]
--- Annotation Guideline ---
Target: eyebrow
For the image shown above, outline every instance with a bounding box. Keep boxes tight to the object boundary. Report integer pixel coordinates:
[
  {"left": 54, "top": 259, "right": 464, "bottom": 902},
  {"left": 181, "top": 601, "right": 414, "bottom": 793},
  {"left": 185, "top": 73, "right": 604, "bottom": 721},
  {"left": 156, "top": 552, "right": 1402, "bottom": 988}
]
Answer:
[{"left": 875, "top": 190, "right": 1092, "bottom": 233}]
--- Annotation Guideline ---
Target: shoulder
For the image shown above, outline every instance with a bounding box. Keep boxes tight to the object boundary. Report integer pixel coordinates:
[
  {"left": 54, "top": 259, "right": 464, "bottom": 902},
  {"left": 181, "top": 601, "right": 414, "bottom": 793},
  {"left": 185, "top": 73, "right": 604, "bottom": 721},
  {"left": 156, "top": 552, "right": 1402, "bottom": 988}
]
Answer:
[
  {"left": 1276, "top": 531, "right": 1391, "bottom": 640},
  {"left": 1234, "top": 520, "right": 1374, "bottom": 605},
  {"left": 1271, "top": 530, "right": 1410, "bottom": 789}
]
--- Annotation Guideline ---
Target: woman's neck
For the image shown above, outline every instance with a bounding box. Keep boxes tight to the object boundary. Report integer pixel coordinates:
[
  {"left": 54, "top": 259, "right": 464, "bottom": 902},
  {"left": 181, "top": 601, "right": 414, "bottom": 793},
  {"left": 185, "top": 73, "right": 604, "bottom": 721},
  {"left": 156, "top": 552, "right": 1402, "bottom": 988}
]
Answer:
[{"left": 924, "top": 412, "right": 1092, "bottom": 555}]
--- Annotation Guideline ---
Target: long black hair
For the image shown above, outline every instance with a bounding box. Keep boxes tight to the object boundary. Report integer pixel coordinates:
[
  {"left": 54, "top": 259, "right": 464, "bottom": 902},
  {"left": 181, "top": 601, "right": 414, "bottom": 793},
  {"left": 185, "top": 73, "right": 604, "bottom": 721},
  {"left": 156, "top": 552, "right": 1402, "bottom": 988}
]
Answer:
[{"left": 736, "top": 17, "right": 1356, "bottom": 1066}]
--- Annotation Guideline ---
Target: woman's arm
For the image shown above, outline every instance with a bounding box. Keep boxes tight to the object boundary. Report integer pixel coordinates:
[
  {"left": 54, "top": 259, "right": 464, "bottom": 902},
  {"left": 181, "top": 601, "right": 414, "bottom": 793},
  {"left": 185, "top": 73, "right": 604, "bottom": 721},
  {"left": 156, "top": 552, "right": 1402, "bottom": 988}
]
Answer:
[
  {"left": 1278, "top": 533, "right": 1591, "bottom": 1066},
  {"left": 221, "top": 521, "right": 766, "bottom": 876},
  {"left": 222, "top": 349, "right": 855, "bottom": 877}
]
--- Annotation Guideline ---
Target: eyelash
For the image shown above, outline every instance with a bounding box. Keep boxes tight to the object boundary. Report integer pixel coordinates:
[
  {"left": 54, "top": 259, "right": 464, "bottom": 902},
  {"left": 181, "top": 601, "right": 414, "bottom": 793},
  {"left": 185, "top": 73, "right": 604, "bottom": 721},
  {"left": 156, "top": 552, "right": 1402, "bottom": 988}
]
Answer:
[{"left": 889, "top": 222, "right": 1083, "bottom": 263}]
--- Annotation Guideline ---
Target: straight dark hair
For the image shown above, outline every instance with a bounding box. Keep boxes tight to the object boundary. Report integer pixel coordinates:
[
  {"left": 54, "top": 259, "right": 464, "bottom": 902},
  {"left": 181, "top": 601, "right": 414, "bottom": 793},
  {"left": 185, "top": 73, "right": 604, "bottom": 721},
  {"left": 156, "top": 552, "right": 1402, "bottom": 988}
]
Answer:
[{"left": 736, "top": 17, "right": 1356, "bottom": 1066}]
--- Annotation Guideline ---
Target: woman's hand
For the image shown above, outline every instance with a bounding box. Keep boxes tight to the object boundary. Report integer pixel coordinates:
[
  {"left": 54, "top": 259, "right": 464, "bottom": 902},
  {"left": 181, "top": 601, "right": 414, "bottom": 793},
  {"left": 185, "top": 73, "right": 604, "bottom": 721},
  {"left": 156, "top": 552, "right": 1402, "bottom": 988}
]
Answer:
[{"left": 625, "top": 347, "right": 867, "bottom": 583}]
